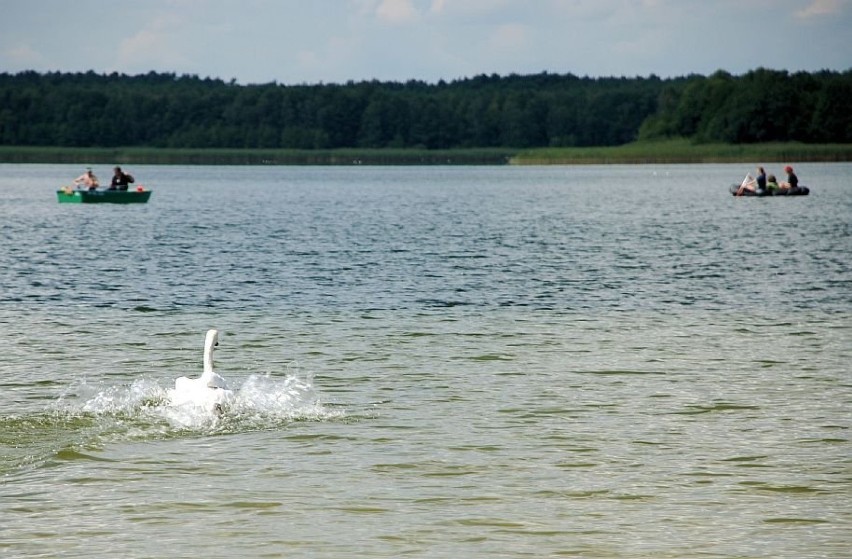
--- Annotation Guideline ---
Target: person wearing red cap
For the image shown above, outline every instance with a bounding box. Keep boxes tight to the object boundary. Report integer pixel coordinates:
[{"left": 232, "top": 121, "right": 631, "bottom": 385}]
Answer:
[{"left": 780, "top": 165, "right": 799, "bottom": 191}]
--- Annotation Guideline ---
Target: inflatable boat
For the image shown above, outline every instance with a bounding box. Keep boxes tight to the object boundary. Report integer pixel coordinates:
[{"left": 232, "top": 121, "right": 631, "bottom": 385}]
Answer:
[{"left": 729, "top": 184, "right": 810, "bottom": 197}]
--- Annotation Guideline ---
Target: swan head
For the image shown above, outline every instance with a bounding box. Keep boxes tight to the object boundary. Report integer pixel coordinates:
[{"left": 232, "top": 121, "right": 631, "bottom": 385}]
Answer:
[{"left": 205, "top": 329, "right": 219, "bottom": 350}]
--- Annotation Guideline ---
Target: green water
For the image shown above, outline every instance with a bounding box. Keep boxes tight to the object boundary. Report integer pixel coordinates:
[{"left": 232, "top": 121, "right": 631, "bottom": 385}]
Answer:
[{"left": 1, "top": 163, "right": 849, "bottom": 558}]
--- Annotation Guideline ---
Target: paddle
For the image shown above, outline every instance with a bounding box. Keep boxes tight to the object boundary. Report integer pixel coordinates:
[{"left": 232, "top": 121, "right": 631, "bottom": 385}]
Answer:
[{"left": 734, "top": 173, "right": 755, "bottom": 196}]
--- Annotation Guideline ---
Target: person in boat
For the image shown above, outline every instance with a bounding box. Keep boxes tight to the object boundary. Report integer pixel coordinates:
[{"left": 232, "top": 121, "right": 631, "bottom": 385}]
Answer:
[
  {"left": 735, "top": 166, "right": 768, "bottom": 196},
  {"left": 755, "top": 166, "right": 766, "bottom": 192},
  {"left": 108, "top": 166, "right": 135, "bottom": 191},
  {"left": 73, "top": 168, "right": 99, "bottom": 191},
  {"left": 779, "top": 165, "right": 799, "bottom": 190},
  {"left": 766, "top": 174, "right": 780, "bottom": 193},
  {"left": 735, "top": 171, "right": 757, "bottom": 196}
]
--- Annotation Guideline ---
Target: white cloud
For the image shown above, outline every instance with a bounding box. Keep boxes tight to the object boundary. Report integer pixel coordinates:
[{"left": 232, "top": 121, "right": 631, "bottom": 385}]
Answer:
[
  {"left": 295, "top": 34, "right": 364, "bottom": 83},
  {"left": 296, "top": 49, "right": 320, "bottom": 68},
  {"left": 376, "top": 0, "right": 420, "bottom": 24},
  {"left": 546, "top": 0, "right": 620, "bottom": 19},
  {"left": 489, "top": 23, "right": 529, "bottom": 51},
  {"left": 3, "top": 44, "right": 45, "bottom": 66},
  {"left": 426, "top": 0, "right": 515, "bottom": 18},
  {"left": 795, "top": 0, "right": 845, "bottom": 18},
  {"left": 0, "top": 0, "right": 848, "bottom": 84},
  {"left": 116, "top": 14, "right": 189, "bottom": 71}
]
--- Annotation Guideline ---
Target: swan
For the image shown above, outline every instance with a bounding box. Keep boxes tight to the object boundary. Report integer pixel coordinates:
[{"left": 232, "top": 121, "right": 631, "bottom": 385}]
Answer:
[{"left": 169, "top": 329, "right": 235, "bottom": 413}]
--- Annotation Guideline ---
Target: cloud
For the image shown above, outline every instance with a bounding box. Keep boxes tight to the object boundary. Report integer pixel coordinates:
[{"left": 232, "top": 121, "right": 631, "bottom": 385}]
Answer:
[
  {"left": 296, "top": 34, "right": 361, "bottom": 82},
  {"left": 546, "top": 0, "right": 620, "bottom": 19},
  {"left": 296, "top": 49, "right": 320, "bottom": 69},
  {"left": 376, "top": 0, "right": 420, "bottom": 24},
  {"left": 426, "top": 0, "right": 515, "bottom": 19},
  {"left": 1, "top": 0, "right": 848, "bottom": 84},
  {"left": 116, "top": 14, "right": 189, "bottom": 71},
  {"left": 489, "top": 23, "right": 529, "bottom": 51},
  {"left": 795, "top": 0, "right": 845, "bottom": 18},
  {"left": 3, "top": 44, "right": 45, "bottom": 66}
]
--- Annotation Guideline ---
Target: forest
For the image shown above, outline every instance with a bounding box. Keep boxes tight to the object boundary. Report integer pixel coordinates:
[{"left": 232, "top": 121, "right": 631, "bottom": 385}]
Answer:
[{"left": 0, "top": 68, "right": 850, "bottom": 150}]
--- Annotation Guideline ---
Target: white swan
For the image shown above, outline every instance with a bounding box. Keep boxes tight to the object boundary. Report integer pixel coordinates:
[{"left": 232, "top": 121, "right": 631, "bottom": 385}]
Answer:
[{"left": 169, "top": 329, "right": 235, "bottom": 413}]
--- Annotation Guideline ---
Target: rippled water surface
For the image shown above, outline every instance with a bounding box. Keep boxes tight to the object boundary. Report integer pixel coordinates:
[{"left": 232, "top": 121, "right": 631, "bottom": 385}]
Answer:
[{"left": 1, "top": 163, "right": 850, "bottom": 558}]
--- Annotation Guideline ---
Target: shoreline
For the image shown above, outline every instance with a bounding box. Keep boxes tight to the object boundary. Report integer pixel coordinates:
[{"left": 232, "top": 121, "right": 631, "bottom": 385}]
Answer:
[
  {"left": 512, "top": 140, "right": 852, "bottom": 165},
  {"left": 0, "top": 141, "right": 850, "bottom": 165}
]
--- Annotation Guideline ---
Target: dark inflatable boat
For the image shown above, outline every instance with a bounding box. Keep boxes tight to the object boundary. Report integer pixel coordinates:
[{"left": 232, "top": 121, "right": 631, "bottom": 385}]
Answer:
[{"left": 729, "top": 184, "right": 810, "bottom": 196}]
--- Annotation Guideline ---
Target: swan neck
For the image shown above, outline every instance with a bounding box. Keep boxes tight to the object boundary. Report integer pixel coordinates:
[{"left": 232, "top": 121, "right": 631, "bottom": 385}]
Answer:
[
  {"left": 202, "top": 329, "right": 219, "bottom": 375},
  {"left": 203, "top": 341, "right": 214, "bottom": 373}
]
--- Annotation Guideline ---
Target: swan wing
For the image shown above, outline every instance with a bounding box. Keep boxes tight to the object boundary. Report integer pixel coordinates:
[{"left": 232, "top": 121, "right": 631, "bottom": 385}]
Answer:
[{"left": 204, "top": 371, "right": 230, "bottom": 390}]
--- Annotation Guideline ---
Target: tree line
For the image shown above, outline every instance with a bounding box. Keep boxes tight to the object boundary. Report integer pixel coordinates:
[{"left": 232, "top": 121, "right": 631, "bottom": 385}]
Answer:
[{"left": 0, "top": 68, "right": 849, "bottom": 149}]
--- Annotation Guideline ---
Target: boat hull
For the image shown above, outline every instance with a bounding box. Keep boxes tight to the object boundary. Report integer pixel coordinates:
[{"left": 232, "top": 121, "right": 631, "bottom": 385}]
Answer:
[
  {"left": 729, "top": 184, "right": 809, "bottom": 196},
  {"left": 57, "top": 189, "right": 152, "bottom": 204}
]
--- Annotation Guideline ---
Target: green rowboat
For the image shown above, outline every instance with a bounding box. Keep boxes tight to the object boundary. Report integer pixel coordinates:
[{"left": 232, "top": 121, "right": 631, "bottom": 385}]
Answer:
[{"left": 57, "top": 189, "right": 152, "bottom": 204}]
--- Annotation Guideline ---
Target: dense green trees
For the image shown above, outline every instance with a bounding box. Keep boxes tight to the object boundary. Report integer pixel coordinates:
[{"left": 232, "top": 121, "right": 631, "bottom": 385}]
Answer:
[
  {"left": 638, "top": 69, "right": 851, "bottom": 144},
  {"left": 0, "top": 69, "right": 849, "bottom": 149}
]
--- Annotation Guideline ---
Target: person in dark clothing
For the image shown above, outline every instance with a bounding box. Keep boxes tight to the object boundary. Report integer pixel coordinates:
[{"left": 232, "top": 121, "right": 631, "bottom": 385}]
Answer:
[
  {"left": 735, "top": 167, "right": 765, "bottom": 196},
  {"left": 109, "top": 166, "right": 135, "bottom": 191},
  {"left": 780, "top": 165, "right": 798, "bottom": 190},
  {"left": 755, "top": 166, "right": 766, "bottom": 192}
]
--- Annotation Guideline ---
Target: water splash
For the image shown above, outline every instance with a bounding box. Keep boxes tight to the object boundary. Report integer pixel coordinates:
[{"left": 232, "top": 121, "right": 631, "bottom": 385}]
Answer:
[
  {"left": 0, "top": 373, "right": 345, "bottom": 478},
  {"left": 0, "top": 372, "right": 342, "bottom": 475},
  {"left": 54, "top": 372, "right": 342, "bottom": 433}
]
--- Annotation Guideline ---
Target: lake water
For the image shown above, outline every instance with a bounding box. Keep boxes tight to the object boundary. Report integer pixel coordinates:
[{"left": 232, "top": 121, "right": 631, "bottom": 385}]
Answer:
[{"left": 0, "top": 163, "right": 849, "bottom": 558}]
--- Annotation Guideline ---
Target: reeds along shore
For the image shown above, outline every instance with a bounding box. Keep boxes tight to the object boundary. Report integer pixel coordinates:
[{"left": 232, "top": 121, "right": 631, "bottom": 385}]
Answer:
[
  {"left": 0, "top": 141, "right": 850, "bottom": 165},
  {"left": 0, "top": 147, "right": 515, "bottom": 165},
  {"left": 512, "top": 140, "right": 852, "bottom": 165}
]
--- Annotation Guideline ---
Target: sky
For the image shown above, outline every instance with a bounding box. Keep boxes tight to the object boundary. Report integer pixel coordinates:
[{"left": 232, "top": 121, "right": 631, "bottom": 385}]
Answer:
[{"left": 1, "top": 0, "right": 850, "bottom": 84}]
